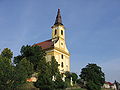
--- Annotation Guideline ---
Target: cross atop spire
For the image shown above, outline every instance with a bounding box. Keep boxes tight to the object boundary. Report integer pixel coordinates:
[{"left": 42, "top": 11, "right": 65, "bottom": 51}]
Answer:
[{"left": 54, "top": 8, "right": 63, "bottom": 25}]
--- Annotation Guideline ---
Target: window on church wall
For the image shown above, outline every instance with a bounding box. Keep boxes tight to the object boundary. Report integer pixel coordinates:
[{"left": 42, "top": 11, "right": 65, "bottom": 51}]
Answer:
[
  {"left": 55, "top": 29, "right": 57, "bottom": 35},
  {"left": 61, "top": 62, "right": 64, "bottom": 68},
  {"left": 61, "top": 54, "right": 63, "bottom": 59},
  {"left": 61, "top": 30, "right": 63, "bottom": 35}
]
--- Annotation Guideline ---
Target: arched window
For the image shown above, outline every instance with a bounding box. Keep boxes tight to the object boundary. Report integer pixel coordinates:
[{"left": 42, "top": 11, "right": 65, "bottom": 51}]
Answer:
[
  {"left": 55, "top": 29, "right": 57, "bottom": 35},
  {"left": 61, "top": 62, "right": 64, "bottom": 68},
  {"left": 61, "top": 30, "right": 63, "bottom": 35}
]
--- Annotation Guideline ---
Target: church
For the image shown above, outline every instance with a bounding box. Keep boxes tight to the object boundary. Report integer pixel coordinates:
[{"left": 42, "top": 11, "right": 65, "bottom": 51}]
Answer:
[{"left": 35, "top": 9, "right": 70, "bottom": 74}]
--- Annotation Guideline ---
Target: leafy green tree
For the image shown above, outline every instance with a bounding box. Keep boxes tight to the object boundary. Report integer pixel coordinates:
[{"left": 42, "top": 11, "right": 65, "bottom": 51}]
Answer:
[
  {"left": 34, "top": 56, "right": 67, "bottom": 90},
  {"left": 36, "top": 55, "right": 49, "bottom": 74},
  {"left": 34, "top": 73, "right": 53, "bottom": 90},
  {"left": 76, "top": 79, "right": 84, "bottom": 88},
  {"left": 13, "top": 58, "right": 34, "bottom": 88},
  {"left": 14, "top": 55, "right": 23, "bottom": 64},
  {"left": 0, "top": 55, "right": 14, "bottom": 90},
  {"left": 86, "top": 81, "right": 101, "bottom": 90},
  {"left": 14, "top": 45, "right": 46, "bottom": 71},
  {"left": 80, "top": 63, "right": 105, "bottom": 90},
  {"left": 65, "top": 71, "right": 72, "bottom": 87},
  {"left": 0, "top": 48, "right": 34, "bottom": 90},
  {"left": 65, "top": 71, "right": 71, "bottom": 81},
  {"left": 1, "top": 48, "right": 13, "bottom": 59},
  {"left": 71, "top": 73, "right": 78, "bottom": 84},
  {"left": 54, "top": 74, "right": 67, "bottom": 90},
  {"left": 65, "top": 72, "right": 78, "bottom": 86},
  {"left": 49, "top": 56, "right": 60, "bottom": 77},
  {"left": 65, "top": 71, "right": 71, "bottom": 80},
  {"left": 34, "top": 58, "right": 53, "bottom": 90}
]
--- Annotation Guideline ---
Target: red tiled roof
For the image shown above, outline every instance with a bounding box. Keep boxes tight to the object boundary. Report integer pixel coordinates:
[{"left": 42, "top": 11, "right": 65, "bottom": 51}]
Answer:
[
  {"left": 105, "top": 82, "right": 113, "bottom": 85},
  {"left": 34, "top": 39, "right": 54, "bottom": 50}
]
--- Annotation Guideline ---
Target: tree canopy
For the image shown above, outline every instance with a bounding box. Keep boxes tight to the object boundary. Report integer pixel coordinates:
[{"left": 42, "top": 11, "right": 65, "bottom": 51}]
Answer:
[
  {"left": 80, "top": 63, "right": 105, "bottom": 90},
  {"left": 71, "top": 73, "right": 78, "bottom": 84},
  {"left": 0, "top": 48, "right": 34, "bottom": 90},
  {"left": 49, "top": 56, "right": 60, "bottom": 77},
  {"left": 0, "top": 46, "right": 68, "bottom": 90},
  {"left": 65, "top": 71, "right": 71, "bottom": 80},
  {"left": 0, "top": 55, "right": 14, "bottom": 90},
  {"left": 54, "top": 74, "right": 67, "bottom": 90},
  {"left": 34, "top": 56, "right": 65, "bottom": 90},
  {"left": 1, "top": 48, "right": 13, "bottom": 59},
  {"left": 14, "top": 45, "right": 46, "bottom": 71}
]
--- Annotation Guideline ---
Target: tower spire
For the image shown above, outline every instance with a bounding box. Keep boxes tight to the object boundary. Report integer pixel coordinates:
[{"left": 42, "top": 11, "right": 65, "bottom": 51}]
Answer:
[{"left": 54, "top": 8, "right": 63, "bottom": 25}]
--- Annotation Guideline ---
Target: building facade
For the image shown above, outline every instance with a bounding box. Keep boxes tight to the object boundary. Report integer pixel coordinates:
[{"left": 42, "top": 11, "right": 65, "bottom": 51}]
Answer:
[{"left": 35, "top": 9, "right": 70, "bottom": 74}]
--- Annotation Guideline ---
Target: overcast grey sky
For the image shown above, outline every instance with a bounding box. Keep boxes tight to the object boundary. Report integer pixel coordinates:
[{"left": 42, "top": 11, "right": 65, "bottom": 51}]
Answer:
[{"left": 0, "top": 0, "right": 120, "bottom": 82}]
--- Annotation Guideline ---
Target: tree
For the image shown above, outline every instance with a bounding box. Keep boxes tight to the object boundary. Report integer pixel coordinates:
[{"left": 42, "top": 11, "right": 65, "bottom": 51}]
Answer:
[
  {"left": 86, "top": 81, "right": 101, "bottom": 90},
  {"left": 0, "top": 55, "right": 14, "bottom": 90},
  {"left": 34, "top": 73, "right": 53, "bottom": 90},
  {"left": 49, "top": 56, "right": 60, "bottom": 77},
  {"left": 80, "top": 63, "right": 105, "bottom": 90},
  {"left": 71, "top": 73, "right": 78, "bottom": 84},
  {"left": 1, "top": 48, "right": 13, "bottom": 59},
  {"left": 0, "top": 48, "right": 34, "bottom": 90},
  {"left": 54, "top": 74, "right": 67, "bottom": 90},
  {"left": 14, "top": 55, "right": 23, "bottom": 64},
  {"left": 13, "top": 58, "right": 34, "bottom": 88},
  {"left": 34, "top": 56, "right": 67, "bottom": 90},
  {"left": 65, "top": 72, "right": 78, "bottom": 86},
  {"left": 34, "top": 58, "right": 53, "bottom": 90},
  {"left": 65, "top": 71, "right": 71, "bottom": 80},
  {"left": 65, "top": 71, "right": 72, "bottom": 87},
  {"left": 14, "top": 45, "right": 46, "bottom": 71},
  {"left": 76, "top": 79, "right": 84, "bottom": 88}
]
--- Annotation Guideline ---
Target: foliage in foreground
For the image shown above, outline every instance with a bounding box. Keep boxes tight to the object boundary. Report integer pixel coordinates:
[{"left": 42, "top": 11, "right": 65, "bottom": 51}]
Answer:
[
  {"left": 80, "top": 63, "right": 105, "bottom": 90},
  {"left": 65, "top": 71, "right": 78, "bottom": 87},
  {"left": 14, "top": 45, "right": 46, "bottom": 72},
  {"left": 0, "top": 46, "right": 97, "bottom": 90},
  {"left": 0, "top": 48, "right": 33, "bottom": 90},
  {"left": 34, "top": 73, "right": 53, "bottom": 90},
  {"left": 34, "top": 56, "right": 67, "bottom": 90},
  {"left": 14, "top": 45, "right": 67, "bottom": 90},
  {"left": 54, "top": 74, "right": 67, "bottom": 89}
]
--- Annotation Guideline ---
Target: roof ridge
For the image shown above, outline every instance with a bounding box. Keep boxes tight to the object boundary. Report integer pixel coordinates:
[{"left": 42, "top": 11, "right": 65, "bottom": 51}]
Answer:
[{"left": 34, "top": 39, "right": 54, "bottom": 50}]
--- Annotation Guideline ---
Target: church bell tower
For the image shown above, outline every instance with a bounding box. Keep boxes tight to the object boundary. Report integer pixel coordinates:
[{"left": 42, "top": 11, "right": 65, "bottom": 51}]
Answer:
[
  {"left": 35, "top": 9, "right": 70, "bottom": 74},
  {"left": 51, "top": 9, "right": 70, "bottom": 73}
]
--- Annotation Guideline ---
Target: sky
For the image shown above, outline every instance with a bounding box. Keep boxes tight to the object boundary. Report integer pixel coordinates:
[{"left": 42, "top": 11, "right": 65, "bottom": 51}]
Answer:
[{"left": 0, "top": 0, "right": 120, "bottom": 82}]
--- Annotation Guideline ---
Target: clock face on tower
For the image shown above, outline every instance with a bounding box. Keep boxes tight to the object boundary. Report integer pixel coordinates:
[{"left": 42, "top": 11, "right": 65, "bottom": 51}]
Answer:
[{"left": 61, "top": 41, "right": 64, "bottom": 48}]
